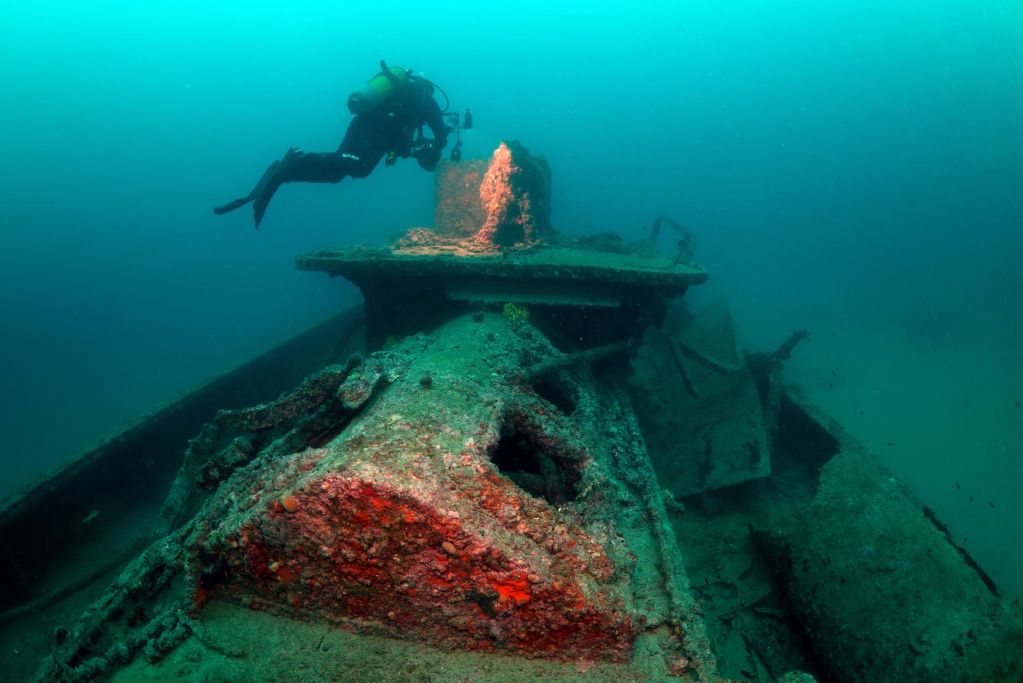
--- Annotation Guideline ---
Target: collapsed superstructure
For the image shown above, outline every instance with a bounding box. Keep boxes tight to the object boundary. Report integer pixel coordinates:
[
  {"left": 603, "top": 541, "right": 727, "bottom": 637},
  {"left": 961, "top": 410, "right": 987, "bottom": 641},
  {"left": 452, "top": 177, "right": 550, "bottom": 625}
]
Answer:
[{"left": 0, "top": 142, "right": 1020, "bottom": 682}]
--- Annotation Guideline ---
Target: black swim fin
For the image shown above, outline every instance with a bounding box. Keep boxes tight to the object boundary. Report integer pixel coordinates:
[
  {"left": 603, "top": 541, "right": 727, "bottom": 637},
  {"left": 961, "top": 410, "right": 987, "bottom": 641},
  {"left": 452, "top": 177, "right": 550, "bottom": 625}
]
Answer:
[
  {"left": 212, "top": 195, "right": 252, "bottom": 215},
  {"left": 212, "top": 159, "right": 283, "bottom": 218},
  {"left": 251, "top": 148, "right": 301, "bottom": 229}
]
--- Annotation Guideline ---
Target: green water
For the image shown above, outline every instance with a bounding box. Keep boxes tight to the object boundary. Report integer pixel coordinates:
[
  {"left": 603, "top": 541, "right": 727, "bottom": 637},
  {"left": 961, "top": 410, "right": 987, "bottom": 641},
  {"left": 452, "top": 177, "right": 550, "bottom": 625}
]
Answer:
[{"left": 0, "top": 1, "right": 1020, "bottom": 601}]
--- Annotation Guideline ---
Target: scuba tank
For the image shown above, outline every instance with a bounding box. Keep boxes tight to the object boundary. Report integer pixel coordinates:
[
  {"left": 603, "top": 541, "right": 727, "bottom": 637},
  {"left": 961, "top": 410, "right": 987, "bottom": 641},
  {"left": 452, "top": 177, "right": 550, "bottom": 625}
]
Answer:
[{"left": 347, "top": 60, "right": 411, "bottom": 115}]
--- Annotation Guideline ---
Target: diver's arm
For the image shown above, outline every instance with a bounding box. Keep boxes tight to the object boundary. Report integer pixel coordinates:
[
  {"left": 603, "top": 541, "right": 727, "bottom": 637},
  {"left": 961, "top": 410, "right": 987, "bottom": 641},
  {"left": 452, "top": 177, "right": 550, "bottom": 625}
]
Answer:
[
  {"left": 422, "top": 95, "right": 448, "bottom": 149},
  {"left": 410, "top": 94, "right": 449, "bottom": 171}
]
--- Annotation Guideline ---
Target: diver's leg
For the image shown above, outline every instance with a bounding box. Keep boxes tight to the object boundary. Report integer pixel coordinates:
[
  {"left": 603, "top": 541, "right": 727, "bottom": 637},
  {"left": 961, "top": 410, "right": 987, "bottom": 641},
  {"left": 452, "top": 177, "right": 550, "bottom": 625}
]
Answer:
[
  {"left": 251, "top": 148, "right": 353, "bottom": 227},
  {"left": 250, "top": 125, "right": 389, "bottom": 226},
  {"left": 243, "top": 119, "right": 390, "bottom": 227},
  {"left": 213, "top": 147, "right": 345, "bottom": 225},
  {"left": 335, "top": 116, "right": 389, "bottom": 178}
]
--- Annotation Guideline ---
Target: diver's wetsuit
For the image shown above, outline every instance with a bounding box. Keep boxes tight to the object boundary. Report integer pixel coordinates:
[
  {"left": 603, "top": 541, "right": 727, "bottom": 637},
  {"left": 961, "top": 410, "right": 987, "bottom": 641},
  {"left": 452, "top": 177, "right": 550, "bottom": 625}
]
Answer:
[{"left": 215, "top": 77, "right": 448, "bottom": 227}]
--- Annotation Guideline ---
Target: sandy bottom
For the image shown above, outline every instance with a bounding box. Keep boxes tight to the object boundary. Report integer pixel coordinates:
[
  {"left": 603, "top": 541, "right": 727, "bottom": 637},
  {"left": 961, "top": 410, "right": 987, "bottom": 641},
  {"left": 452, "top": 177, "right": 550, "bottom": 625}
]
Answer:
[{"left": 110, "top": 601, "right": 645, "bottom": 683}]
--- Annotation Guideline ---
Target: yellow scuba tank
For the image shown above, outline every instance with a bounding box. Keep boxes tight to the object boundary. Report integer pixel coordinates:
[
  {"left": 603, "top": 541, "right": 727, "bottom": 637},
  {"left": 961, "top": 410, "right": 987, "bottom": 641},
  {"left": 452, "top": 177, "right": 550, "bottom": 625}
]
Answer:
[{"left": 347, "top": 60, "right": 410, "bottom": 115}]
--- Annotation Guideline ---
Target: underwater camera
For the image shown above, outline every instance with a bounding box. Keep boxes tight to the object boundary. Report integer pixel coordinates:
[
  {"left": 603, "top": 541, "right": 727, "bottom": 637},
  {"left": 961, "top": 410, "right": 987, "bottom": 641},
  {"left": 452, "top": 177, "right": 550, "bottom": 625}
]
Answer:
[{"left": 445, "top": 108, "right": 473, "bottom": 162}]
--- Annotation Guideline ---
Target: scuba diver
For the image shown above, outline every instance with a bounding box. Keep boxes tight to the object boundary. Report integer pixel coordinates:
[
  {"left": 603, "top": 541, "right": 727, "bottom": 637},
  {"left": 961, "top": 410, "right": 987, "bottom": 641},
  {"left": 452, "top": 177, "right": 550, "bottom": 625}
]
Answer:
[{"left": 214, "top": 61, "right": 450, "bottom": 228}]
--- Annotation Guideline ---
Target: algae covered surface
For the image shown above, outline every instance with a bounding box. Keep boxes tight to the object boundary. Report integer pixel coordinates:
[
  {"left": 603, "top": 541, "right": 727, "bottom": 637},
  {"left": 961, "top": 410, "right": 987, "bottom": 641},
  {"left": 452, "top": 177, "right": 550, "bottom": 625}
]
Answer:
[{"left": 32, "top": 312, "right": 710, "bottom": 682}]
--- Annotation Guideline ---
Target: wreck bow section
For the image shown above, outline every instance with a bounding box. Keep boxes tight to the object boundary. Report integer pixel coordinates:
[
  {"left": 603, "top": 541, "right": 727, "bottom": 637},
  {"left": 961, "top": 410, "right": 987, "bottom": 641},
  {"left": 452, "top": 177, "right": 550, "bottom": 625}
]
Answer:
[
  {"left": 25, "top": 141, "right": 1023, "bottom": 682},
  {"left": 188, "top": 315, "right": 677, "bottom": 665},
  {"left": 37, "top": 142, "right": 719, "bottom": 682}
]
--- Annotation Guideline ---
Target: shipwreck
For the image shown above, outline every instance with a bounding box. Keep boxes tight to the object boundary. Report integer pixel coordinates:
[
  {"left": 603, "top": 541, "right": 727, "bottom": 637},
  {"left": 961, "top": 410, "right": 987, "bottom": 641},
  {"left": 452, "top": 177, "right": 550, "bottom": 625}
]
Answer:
[{"left": 0, "top": 142, "right": 1020, "bottom": 682}]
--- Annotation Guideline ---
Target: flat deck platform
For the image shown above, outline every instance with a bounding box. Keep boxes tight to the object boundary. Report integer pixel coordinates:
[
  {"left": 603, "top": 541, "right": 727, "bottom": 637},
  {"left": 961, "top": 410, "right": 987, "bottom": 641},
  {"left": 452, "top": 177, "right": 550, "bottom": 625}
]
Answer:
[
  {"left": 297, "top": 245, "right": 708, "bottom": 349},
  {"left": 296, "top": 246, "right": 707, "bottom": 294}
]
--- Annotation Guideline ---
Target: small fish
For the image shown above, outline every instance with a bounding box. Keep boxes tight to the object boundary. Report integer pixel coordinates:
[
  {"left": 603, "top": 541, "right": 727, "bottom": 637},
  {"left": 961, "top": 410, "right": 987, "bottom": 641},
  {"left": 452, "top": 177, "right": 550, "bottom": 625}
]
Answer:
[
  {"left": 955, "top": 482, "right": 962, "bottom": 491},
  {"left": 827, "top": 383, "right": 833, "bottom": 389},
  {"left": 82, "top": 509, "right": 99, "bottom": 524},
  {"left": 970, "top": 496, "right": 975, "bottom": 503},
  {"left": 989, "top": 501, "right": 996, "bottom": 509},
  {"left": 1015, "top": 400, "right": 1020, "bottom": 409},
  {"left": 964, "top": 397, "right": 971, "bottom": 405},
  {"left": 831, "top": 369, "right": 837, "bottom": 376},
  {"left": 886, "top": 441, "right": 894, "bottom": 447}
]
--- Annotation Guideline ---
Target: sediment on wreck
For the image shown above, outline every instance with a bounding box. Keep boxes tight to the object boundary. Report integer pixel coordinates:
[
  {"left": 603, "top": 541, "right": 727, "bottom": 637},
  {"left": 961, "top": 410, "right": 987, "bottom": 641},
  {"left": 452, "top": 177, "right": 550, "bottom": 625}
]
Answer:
[
  {"left": 21, "top": 139, "right": 1021, "bottom": 683},
  {"left": 39, "top": 313, "right": 718, "bottom": 682},
  {"left": 751, "top": 395, "right": 1023, "bottom": 683},
  {"left": 628, "top": 297, "right": 1023, "bottom": 682}
]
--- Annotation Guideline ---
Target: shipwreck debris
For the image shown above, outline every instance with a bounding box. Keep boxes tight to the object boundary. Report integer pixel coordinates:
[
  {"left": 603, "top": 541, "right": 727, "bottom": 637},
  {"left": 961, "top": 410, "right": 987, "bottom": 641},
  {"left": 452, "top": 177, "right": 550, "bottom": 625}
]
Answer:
[
  {"left": 630, "top": 298, "right": 772, "bottom": 497},
  {"left": 297, "top": 141, "right": 706, "bottom": 351},
  {"left": 433, "top": 140, "right": 552, "bottom": 248},
  {"left": 751, "top": 394, "right": 1023, "bottom": 683},
  {"left": 6, "top": 142, "right": 1022, "bottom": 683},
  {"left": 39, "top": 313, "right": 719, "bottom": 681},
  {"left": 769, "top": 329, "right": 809, "bottom": 361}
]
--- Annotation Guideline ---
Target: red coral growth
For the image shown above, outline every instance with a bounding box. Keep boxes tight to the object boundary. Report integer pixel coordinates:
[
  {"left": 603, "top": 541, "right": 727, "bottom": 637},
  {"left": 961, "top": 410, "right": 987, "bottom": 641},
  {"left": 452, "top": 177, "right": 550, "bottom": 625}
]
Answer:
[
  {"left": 195, "top": 472, "right": 637, "bottom": 661},
  {"left": 426, "top": 142, "right": 551, "bottom": 250},
  {"left": 475, "top": 143, "right": 518, "bottom": 246}
]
